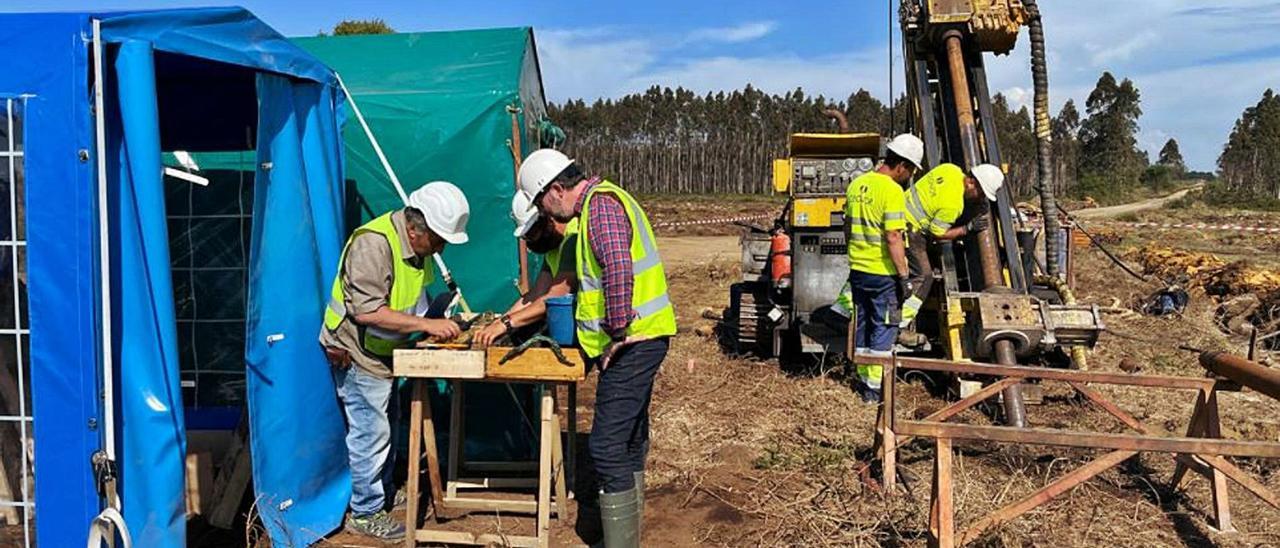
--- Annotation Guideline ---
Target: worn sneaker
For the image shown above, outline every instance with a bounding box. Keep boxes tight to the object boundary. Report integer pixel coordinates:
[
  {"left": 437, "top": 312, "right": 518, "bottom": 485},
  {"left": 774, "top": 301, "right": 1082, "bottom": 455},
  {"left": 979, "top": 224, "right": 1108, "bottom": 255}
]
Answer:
[
  {"left": 346, "top": 510, "right": 406, "bottom": 541},
  {"left": 392, "top": 489, "right": 408, "bottom": 510}
]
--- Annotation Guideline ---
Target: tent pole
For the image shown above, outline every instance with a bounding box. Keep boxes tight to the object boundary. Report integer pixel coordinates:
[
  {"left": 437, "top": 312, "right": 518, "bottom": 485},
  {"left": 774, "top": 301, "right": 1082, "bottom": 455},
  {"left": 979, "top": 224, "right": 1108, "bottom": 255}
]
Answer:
[
  {"left": 508, "top": 105, "right": 529, "bottom": 293},
  {"left": 89, "top": 20, "right": 133, "bottom": 548},
  {"left": 334, "top": 73, "right": 472, "bottom": 314}
]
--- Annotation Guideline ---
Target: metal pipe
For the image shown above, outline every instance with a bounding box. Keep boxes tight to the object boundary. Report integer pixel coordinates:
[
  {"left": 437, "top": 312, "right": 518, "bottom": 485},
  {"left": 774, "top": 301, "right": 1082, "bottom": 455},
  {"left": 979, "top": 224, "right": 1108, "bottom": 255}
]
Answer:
[
  {"left": 942, "top": 29, "right": 1026, "bottom": 426},
  {"left": 1199, "top": 351, "right": 1280, "bottom": 402},
  {"left": 824, "top": 108, "right": 850, "bottom": 133}
]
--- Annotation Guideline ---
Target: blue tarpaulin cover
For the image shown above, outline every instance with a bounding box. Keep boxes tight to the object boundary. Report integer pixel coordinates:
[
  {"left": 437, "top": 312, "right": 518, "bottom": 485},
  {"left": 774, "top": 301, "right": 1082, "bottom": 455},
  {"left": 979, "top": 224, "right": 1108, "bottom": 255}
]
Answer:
[{"left": 0, "top": 7, "right": 350, "bottom": 547}]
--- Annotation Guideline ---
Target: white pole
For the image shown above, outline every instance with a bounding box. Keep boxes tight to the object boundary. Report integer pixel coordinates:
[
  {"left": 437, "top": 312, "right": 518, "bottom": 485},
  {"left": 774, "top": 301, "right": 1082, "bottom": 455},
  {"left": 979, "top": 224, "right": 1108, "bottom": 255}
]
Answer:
[
  {"left": 334, "top": 73, "right": 471, "bottom": 313},
  {"left": 92, "top": 18, "right": 116, "bottom": 466},
  {"left": 90, "top": 19, "right": 132, "bottom": 548}
]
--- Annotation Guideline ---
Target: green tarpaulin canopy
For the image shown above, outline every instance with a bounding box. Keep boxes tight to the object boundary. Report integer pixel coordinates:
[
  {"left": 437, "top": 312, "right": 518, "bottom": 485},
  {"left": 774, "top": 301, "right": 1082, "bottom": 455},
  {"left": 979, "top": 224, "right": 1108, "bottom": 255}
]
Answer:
[{"left": 295, "top": 27, "right": 549, "bottom": 312}]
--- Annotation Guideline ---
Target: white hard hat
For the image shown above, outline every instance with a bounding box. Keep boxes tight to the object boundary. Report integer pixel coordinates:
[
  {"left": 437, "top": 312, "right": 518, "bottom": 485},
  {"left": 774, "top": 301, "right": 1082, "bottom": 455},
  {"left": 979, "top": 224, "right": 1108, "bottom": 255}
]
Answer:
[
  {"left": 885, "top": 134, "right": 925, "bottom": 169},
  {"left": 511, "top": 191, "right": 540, "bottom": 238},
  {"left": 407, "top": 181, "right": 470, "bottom": 244},
  {"left": 518, "top": 149, "right": 575, "bottom": 210},
  {"left": 970, "top": 164, "right": 1005, "bottom": 201}
]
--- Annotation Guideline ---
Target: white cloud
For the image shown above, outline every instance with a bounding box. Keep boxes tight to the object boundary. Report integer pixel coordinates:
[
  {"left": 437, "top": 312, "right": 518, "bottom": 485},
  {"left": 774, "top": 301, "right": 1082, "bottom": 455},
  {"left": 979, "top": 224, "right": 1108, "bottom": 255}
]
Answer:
[
  {"left": 685, "top": 21, "right": 776, "bottom": 44},
  {"left": 538, "top": 1, "right": 1280, "bottom": 171}
]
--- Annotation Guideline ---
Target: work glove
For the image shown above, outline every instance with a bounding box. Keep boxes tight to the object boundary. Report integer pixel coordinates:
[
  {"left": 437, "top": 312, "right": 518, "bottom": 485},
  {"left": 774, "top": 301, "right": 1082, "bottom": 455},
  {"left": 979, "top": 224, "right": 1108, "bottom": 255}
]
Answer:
[
  {"left": 965, "top": 215, "right": 990, "bottom": 234},
  {"left": 895, "top": 275, "right": 913, "bottom": 301}
]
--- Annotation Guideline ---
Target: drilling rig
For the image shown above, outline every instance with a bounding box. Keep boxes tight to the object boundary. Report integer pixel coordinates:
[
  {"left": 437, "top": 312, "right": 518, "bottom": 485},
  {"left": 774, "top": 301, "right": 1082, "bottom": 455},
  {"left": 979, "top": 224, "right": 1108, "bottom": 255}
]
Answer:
[{"left": 730, "top": 0, "right": 1105, "bottom": 427}]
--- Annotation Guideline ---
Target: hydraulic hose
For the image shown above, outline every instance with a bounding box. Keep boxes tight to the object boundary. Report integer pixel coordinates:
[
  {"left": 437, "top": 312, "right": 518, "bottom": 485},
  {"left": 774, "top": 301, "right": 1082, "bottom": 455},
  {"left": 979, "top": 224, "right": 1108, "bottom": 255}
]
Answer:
[
  {"left": 1024, "top": 0, "right": 1061, "bottom": 279},
  {"left": 1035, "top": 275, "right": 1088, "bottom": 370}
]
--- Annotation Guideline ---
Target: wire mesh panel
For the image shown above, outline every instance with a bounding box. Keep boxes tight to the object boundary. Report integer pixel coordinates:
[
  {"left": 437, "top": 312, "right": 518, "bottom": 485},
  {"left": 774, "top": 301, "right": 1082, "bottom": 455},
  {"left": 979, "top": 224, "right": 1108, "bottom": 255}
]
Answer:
[
  {"left": 166, "top": 158, "right": 253, "bottom": 410},
  {"left": 0, "top": 97, "right": 32, "bottom": 547}
]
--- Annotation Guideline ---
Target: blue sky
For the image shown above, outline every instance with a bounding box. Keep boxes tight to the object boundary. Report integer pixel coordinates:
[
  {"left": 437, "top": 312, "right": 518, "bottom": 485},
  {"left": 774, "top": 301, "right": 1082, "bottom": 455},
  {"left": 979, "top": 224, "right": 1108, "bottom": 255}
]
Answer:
[{"left": 9, "top": 1, "right": 1280, "bottom": 170}]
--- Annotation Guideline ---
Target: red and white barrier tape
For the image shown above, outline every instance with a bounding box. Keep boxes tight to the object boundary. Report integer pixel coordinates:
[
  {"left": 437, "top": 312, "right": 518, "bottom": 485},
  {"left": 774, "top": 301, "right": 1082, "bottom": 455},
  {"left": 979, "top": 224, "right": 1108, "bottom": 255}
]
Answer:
[
  {"left": 1090, "top": 220, "right": 1280, "bottom": 234},
  {"left": 653, "top": 213, "right": 775, "bottom": 229}
]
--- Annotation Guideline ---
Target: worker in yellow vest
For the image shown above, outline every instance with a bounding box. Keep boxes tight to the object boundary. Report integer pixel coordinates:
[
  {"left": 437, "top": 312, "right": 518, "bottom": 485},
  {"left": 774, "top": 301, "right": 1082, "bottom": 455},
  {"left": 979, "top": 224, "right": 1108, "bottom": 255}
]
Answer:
[
  {"left": 521, "top": 148, "right": 676, "bottom": 548},
  {"left": 845, "top": 134, "right": 921, "bottom": 403},
  {"left": 318, "top": 182, "right": 470, "bottom": 541},
  {"left": 475, "top": 191, "right": 581, "bottom": 346},
  {"left": 899, "top": 163, "right": 1005, "bottom": 333}
]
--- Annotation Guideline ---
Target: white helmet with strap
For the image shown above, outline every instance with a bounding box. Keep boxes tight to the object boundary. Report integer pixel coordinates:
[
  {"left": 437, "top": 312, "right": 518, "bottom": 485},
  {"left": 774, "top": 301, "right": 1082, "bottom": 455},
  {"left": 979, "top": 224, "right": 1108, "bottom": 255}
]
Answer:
[
  {"left": 407, "top": 181, "right": 470, "bottom": 244},
  {"left": 518, "top": 149, "right": 575, "bottom": 209}
]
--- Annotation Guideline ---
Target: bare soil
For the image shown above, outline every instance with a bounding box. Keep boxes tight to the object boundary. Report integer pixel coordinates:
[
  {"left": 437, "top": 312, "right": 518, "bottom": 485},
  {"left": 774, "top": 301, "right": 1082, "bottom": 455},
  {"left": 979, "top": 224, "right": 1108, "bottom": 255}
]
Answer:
[{"left": 310, "top": 200, "right": 1280, "bottom": 548}]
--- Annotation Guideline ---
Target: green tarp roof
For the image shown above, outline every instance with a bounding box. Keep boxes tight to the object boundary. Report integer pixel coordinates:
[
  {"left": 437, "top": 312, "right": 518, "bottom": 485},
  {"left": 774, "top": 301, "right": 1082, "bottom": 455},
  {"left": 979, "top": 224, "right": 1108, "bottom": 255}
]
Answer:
[{"left": 295, "top": 27, "right": 548, "bottom": 313}]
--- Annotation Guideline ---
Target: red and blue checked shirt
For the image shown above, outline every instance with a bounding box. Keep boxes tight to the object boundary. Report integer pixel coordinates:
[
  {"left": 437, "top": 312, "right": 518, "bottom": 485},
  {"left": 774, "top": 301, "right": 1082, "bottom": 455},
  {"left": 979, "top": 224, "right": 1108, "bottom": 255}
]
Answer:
[{"left": 575, "top": 178, "right": 634, "bottom": 338}]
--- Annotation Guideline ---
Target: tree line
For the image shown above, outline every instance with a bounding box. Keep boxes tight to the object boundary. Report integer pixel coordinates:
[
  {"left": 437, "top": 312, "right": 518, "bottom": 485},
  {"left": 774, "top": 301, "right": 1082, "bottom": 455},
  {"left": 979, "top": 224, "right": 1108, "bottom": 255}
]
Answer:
[{"left": 549, "top": 73, "right": 1278, "bottom": 204}]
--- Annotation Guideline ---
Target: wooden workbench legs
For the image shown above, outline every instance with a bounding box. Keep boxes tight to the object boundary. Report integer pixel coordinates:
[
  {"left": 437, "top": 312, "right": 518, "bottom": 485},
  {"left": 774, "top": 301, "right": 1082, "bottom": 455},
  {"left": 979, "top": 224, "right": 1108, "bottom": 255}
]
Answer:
[
  {"left": 404, "top": 380, "right": 569, "bottom": 547},
  {"left": 535, "top": 385, "right": 570, "bottom": 547}
]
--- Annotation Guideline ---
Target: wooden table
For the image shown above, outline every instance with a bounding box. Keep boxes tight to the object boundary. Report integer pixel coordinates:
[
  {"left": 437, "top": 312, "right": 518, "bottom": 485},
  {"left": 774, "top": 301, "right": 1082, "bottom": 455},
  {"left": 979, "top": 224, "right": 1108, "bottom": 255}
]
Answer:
[{"left": 395, "top": 346, "right": 585, "bottom": 548}]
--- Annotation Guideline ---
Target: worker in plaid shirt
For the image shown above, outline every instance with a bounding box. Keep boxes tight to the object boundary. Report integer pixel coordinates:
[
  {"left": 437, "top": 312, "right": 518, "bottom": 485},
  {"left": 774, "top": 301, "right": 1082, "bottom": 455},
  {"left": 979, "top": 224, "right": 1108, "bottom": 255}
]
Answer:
[{"left": 520, "top": 148, "right": 677, "bottom": 547}]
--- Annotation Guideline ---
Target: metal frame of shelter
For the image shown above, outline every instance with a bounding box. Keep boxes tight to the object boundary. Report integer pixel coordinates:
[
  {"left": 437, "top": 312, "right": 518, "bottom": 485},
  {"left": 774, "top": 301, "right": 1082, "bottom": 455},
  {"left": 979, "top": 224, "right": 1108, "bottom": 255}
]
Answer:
[{"left": 864, "top": 354, "right": 1280, "bottom": 547}]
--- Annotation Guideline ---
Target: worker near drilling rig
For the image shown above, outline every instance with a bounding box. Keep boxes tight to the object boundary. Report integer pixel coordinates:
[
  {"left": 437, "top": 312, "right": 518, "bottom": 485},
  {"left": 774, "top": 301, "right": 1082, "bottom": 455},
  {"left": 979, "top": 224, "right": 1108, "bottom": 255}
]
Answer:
[
  {"left": 521, "top": 148, "right": 676, "bottom": 547},
  {"left": 475, "top": 191, "right": 580, "bottom": 346},
  {"left": 844, "top": 134, "right": 923, "bottom": 403},
  {"left": 319, "top": 182, "right": 471, "bottom": 541},
  {"left": 897, "top": 163, "right": 1005, "bottom": 341}
]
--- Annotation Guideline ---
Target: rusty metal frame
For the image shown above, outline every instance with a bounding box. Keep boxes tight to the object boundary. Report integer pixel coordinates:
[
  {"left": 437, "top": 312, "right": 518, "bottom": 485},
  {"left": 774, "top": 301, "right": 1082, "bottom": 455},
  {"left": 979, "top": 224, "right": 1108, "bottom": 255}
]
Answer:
[{"left": 864, "top": 354, "right": 1280, "bottom": 547}]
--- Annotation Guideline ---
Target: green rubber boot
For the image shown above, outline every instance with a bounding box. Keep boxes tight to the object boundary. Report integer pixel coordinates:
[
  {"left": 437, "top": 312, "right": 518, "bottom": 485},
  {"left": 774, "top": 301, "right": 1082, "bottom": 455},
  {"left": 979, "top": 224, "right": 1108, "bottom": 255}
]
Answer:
[
  {"left": 633, "top": 471, "right": 645, "bottom": 535},
  {"left": 599, "top": 487, "right": 640, "bottom": 548}
]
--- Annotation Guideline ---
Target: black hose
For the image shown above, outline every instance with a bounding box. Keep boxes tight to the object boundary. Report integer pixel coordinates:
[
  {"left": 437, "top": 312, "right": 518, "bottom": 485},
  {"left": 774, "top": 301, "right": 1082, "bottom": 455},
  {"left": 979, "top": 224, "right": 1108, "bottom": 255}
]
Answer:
[{"left": 1024, "top": 0, "right": 1061, "bottom": 278}]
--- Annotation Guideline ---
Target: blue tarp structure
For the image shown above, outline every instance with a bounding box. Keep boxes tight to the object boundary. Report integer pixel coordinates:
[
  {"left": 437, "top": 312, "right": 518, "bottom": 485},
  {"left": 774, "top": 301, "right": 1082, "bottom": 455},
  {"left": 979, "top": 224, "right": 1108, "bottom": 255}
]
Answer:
[{"left": 0, "top": 7, "right": 351, "bottom": 547}]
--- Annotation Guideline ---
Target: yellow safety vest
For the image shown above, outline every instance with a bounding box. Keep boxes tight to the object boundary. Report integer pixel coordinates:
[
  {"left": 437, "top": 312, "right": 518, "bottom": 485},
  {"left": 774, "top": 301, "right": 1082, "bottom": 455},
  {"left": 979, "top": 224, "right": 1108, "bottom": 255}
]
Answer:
[
  {"left": 324, "top": 212, "right": 434, "bottom": 357},
  {"left": 905, "top": 163, "right": 966, "bottom": 237},
  {"left": 545, "top": 218, "right": 580, "bottom": 277},
  {"left": 845, "top": 171, "right": 907, "bottom": 276},
  {"left": 575, "top": 181, "right": 677, "bottom": 358}
]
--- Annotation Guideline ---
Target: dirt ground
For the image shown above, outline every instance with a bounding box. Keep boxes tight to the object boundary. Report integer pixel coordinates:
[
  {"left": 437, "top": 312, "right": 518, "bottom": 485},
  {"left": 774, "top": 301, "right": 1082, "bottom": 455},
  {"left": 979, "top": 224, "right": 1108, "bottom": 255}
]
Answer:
[{"left": 309, "top": 198, "right": 1280, "bottom": 547}]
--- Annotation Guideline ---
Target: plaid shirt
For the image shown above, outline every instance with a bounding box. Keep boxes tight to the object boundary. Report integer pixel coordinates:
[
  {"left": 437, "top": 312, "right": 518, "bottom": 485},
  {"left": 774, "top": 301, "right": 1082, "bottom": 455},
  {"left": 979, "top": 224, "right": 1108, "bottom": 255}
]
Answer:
[{"left": 576, "top": 178, "right": 634, "bottom": 337}]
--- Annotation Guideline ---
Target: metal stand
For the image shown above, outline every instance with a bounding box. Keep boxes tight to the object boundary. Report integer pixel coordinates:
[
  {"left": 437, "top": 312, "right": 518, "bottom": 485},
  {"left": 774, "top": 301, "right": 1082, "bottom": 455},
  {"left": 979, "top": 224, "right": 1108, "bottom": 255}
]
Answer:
[{"left": 867, "top": 354, "right": 1280, "bottom": 546}]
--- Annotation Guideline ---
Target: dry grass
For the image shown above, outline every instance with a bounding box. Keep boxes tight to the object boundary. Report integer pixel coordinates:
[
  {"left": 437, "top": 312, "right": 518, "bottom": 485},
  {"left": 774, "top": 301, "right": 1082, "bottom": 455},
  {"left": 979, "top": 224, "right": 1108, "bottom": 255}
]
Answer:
[{"left": 639, "top": 239, "right": 1280, "bottom": 547}]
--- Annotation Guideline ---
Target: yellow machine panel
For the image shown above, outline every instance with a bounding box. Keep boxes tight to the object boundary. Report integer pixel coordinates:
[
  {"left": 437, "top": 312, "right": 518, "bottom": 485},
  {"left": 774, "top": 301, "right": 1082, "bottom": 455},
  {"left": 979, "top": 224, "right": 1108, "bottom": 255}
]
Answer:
[
  {"left": 791, "top": 197, "right": 846, "bottom": 228},
  {"left": 772, "top": 158, "right": 793, "bottom": 193},
  {"left": 789, "top": 132, "right": 881, "bottom": 159}
]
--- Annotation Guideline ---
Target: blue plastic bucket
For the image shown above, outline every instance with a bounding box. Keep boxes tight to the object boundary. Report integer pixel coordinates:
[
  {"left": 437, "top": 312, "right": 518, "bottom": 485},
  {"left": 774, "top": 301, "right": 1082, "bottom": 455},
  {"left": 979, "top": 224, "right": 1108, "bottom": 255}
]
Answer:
[{"left": 546, "top": 294, "right": 576, "bottom": 346}]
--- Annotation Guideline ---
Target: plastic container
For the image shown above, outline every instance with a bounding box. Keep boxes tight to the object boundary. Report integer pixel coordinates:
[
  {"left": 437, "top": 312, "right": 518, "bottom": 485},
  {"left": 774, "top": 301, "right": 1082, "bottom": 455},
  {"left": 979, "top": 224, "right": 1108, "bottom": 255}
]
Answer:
[{"left": 545, "top": 294, "right": 576, "bottom": 346}]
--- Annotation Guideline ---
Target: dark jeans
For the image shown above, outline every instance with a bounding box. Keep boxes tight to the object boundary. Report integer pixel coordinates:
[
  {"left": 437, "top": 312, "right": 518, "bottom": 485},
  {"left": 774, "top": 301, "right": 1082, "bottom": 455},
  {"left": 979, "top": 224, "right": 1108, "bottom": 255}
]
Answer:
[
  {"left": 906, "top": 231, "right": 934, "bottom": 304},
  {"left": 589, "top": 338, "right": 668, "bottom": 493}
]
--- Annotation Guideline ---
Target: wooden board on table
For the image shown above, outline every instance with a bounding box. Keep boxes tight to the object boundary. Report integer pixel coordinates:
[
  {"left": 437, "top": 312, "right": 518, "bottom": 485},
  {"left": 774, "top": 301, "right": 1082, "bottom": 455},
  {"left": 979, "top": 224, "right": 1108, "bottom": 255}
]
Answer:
[
  {"left": 394, "top": 348, "right": 486, "bottom": 379},
  {"left": 486, "top": 347, "right": 585, "bottom": 382}
]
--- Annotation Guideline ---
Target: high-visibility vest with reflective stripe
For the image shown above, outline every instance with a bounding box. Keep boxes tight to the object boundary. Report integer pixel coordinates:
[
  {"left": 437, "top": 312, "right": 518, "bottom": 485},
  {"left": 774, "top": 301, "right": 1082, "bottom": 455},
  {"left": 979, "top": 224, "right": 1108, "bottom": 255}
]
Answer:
[
  {"left": 546, "top": 218, "right": 580, "bottom": 277},
  {"left": 575, "top": 181, "right": 677, "bottom": 358},
  {"left": 323, "top": 212, "right": 434, "bottom": 357},
  {"left": 905, "top": 163, "right": 966, "bottom": 237},
  {"left": 845, "top": 171, "right": 907, "bottom": 276}
]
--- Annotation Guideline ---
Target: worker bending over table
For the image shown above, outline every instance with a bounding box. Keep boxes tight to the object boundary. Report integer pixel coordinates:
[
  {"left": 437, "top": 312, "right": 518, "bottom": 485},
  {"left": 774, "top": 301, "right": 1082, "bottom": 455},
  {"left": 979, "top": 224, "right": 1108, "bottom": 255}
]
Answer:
[
  {"left": 521, "top": 148, "right": 677, "bottom": 547},
  {"left": 318, "top": 182, "right": 471, "bottom": 541},
  {"left": 475, "top": 191, "right": 580, "bottom": 346}
]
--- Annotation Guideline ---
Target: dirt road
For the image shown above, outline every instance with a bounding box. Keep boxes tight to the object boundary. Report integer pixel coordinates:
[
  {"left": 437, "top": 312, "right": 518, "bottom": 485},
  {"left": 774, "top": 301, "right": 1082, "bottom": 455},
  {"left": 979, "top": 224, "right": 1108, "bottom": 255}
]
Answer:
[{"left": 1071, "top": 183, "right": 1203, "bottom": 219}]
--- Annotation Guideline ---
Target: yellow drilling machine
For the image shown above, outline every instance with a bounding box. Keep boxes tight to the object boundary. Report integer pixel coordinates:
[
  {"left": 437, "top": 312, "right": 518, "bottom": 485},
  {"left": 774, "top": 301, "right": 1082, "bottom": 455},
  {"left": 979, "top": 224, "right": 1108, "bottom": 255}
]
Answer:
[{"left": 729, "top": 0, "right": 1104, "bottom": 426}]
